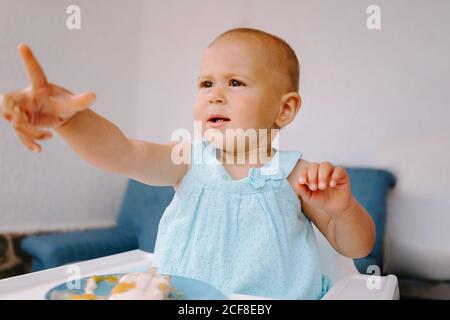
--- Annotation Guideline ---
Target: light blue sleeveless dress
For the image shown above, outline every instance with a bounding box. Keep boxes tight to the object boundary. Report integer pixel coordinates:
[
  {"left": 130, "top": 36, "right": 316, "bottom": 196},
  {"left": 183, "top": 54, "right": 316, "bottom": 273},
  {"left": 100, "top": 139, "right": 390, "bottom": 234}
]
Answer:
[{"left": 153, "top": 139, "right": 331, "bottom": 299}]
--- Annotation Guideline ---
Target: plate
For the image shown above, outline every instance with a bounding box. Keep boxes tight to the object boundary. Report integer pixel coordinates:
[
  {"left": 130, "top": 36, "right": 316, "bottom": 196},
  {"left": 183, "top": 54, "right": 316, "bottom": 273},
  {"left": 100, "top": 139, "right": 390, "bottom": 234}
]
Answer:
[{"left": 45, "top": 273, "right": 227, "bottom": 300}]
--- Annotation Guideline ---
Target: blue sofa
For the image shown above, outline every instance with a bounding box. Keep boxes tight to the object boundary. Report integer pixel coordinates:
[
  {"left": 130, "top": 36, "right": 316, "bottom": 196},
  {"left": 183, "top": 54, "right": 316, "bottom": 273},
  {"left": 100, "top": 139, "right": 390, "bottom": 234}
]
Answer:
[{"left": 21, "top": 167, "right": 396, "bottom": 273}]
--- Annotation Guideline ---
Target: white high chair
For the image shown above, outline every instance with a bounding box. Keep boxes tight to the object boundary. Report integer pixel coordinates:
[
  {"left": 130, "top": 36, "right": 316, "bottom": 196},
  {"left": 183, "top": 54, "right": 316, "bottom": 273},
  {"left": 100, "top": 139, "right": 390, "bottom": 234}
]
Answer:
[
  {"left": 0, "top": 246, "right": 398, "bottom": 300},
  {"left": 314, "top": 225, "right": 399, "bottom": 300}
]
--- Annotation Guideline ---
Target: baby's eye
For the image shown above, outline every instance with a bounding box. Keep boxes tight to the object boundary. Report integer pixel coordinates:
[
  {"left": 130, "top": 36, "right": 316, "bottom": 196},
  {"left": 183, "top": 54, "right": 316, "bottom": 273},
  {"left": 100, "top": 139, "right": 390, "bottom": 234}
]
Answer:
[
  {"left": 229, "top": 79, "right": 244, "bottom": 87},
  {"left": 199, "top": 81, "right": 213, "bottom": 88}
]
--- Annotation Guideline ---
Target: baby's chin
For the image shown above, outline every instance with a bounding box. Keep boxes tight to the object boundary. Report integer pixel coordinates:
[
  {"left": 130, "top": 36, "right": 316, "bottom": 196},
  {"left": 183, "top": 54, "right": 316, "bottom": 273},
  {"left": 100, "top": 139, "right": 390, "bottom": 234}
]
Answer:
[
  {"left": 196, "top": 122, "right": 275, "bottom": 151},
  {"left": 204, "top": 133, "right": 265, "bottom": 155}
]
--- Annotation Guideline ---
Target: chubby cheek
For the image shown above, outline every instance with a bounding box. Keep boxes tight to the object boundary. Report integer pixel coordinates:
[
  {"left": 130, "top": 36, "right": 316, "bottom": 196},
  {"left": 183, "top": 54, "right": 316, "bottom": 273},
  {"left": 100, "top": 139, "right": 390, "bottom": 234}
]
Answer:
[
  {"left": 240, "top": 90, "right": 277, "bottom": 128},
  {"left": 226, "top": 96, "right": 259, "bottom": 127},
  {"left": 193, "top": 104, "right": 202, "bottom": 121},
  {"left": 236, "top": 104, "right": 274, "bottom": 130},
  {"left": 233, "top": 109, "right": 259, "bottom": 130},
  {"left": 193, "top": 97, "right": 206, "bottom": 122}
]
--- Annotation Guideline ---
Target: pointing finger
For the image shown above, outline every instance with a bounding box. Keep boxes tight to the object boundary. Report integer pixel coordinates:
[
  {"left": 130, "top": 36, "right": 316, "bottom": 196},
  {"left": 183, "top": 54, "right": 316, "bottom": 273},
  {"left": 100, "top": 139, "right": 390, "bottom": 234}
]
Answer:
[{"left": 18, "top": 43, "right": 49, "bottom": 90}]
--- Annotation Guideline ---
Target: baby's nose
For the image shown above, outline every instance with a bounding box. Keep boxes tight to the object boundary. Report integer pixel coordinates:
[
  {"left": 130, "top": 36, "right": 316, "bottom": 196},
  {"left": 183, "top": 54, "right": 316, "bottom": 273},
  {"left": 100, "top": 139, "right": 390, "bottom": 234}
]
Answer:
[
  {"left": 209, "top": 95, "right": 224, "bottom": 104},
  {"left": 208, "top": 87, "right": 225, "bottom": 104}
]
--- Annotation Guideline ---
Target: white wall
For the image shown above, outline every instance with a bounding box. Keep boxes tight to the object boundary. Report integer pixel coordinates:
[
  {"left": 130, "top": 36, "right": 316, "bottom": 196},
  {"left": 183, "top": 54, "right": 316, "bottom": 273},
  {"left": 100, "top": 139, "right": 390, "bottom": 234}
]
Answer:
[
  {"left": 134, "top": 0, "right": 450, "bottom": 279},
  {"left": 0, "top": 0, "right": 142, "bottom": 232}
]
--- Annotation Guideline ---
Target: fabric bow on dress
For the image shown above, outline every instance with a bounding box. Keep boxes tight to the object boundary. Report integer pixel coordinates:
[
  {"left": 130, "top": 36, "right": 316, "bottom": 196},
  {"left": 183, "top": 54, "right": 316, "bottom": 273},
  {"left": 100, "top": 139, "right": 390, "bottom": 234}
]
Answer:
[{"left": 248, "top": 167, "right": 285, "bottom": 189}]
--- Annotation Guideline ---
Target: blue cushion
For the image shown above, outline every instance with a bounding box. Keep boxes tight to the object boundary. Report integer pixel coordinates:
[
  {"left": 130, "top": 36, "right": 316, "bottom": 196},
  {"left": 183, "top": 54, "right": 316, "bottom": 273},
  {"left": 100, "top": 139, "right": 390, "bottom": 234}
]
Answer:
[
  {"left": 345, "top": 168, "right": 396, "bottom": 274},
  {"left": 22, "top": 169, "right": 395, "bottom": 274},
  {"left": 21, "top": 226, "right": 138, "bottom": 271},
  {"left": 116, "top": 180, "right": 175, "bottom": 252}
]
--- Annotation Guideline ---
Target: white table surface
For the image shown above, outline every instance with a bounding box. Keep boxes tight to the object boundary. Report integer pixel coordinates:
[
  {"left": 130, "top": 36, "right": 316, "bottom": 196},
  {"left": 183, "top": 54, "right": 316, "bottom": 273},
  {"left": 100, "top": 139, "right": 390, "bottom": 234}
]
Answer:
[
  {"left": 0, "top": 250, "right": 267, "bottom": 300},
  {"left": 0, "top": 249, "right": 398, "bottom": 300}
]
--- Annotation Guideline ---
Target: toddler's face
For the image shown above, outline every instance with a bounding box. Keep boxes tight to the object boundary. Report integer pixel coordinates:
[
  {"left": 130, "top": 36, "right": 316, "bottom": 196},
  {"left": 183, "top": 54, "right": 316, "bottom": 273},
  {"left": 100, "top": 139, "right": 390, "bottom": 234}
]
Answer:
[{"left": 194, "top": 38, "right": 283, "bottom": 151}]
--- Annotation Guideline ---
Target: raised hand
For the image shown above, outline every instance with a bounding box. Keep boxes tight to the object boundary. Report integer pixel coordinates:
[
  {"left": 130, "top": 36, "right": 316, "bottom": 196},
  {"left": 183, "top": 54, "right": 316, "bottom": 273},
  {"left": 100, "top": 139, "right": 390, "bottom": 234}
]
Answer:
[
  {"left": 0, "top": 44, "right": 96, "bottom": 153},
  {"left": 295, "top": 161, "right": 352, "bottom": 218}
]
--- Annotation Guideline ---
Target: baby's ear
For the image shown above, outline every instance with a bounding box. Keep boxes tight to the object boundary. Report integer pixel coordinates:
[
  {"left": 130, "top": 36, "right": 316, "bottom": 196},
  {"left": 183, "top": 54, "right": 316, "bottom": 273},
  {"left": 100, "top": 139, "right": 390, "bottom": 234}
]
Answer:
[{"left": 274, "top": 92, "right": 301, "bottom": 129}]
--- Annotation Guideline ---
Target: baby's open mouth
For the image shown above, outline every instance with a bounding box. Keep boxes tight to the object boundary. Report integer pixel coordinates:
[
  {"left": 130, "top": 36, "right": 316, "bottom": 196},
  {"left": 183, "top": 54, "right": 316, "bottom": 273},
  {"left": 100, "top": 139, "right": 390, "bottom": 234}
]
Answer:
[{"left": 207, "top": 114, "right": 231, "bottom": 126}]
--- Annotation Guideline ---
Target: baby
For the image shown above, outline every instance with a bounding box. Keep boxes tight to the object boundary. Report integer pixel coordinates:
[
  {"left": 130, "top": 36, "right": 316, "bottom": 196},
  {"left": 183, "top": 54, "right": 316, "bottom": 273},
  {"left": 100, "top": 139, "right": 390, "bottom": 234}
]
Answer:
[{"left": 0, "top": 28, "right": 375, "bottom": 299}]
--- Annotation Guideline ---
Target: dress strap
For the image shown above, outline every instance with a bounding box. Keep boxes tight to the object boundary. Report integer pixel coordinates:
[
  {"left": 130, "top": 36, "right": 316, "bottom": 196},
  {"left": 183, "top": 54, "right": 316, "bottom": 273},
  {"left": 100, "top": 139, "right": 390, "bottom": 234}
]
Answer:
[
  {"left": 191, "top": 139, "right": 216, "bottom": 165},
  {"left": 278, "top": 150, "right": 303, "bottom": 178},
  {"left": 191, "top": 139, "right": 204, "bottom": 165},
  {"left": 189, "top": 139, "right": 226, "bottom": 183}
]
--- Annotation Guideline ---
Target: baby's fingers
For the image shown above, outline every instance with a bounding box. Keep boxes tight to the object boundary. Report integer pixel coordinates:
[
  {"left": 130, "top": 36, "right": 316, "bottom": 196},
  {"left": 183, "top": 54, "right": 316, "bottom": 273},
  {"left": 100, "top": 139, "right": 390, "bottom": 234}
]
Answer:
[
  {"left": 297, "top": 165, "right": 309, "bottom": 185},
  {"left": 0, "top": 91, "right": 26, "bottom": 121},
  {"left": 48, "top": 91, "right": 96, "bottom": 116},
  {"left": 71, "top": 91, "right": 96, "bottom": 111},
  {"left": 12, "top": 115, "right": 53, "bottom": 141},
  {"left": 307, "top": 163, "right": 319, "bottom": 190},
  {"left": 17, "top": 131, "right": 41, "bottom": 153},
  {"left": 329, "top": 167, "right": 349, "bottom": 187},
  {"left": 318, "top": 161, "right": 334, "bottom": 190},
  {"left": 18, "top": 43, "right": 49, "bottom": 90}
]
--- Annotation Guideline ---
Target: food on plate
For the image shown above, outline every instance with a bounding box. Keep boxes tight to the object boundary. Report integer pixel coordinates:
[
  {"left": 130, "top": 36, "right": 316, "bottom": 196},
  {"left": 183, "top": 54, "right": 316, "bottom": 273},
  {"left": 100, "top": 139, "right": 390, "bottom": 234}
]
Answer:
[
  {"left": 64, "top": 267, "right": 178, "bottom": 300},
  {"left": 109, "top": 268, "right": 173, "bottom": 300}
]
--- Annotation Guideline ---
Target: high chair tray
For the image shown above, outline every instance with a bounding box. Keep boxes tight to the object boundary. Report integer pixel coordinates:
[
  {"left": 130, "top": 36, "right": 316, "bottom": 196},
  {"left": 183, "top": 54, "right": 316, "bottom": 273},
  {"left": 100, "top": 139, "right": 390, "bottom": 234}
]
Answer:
[
  {"left": 0, "top": 249, "right": 399, "bottom": 300},
  {"left": 0, "top": 250, "right": 265, "bottom": 300}
]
